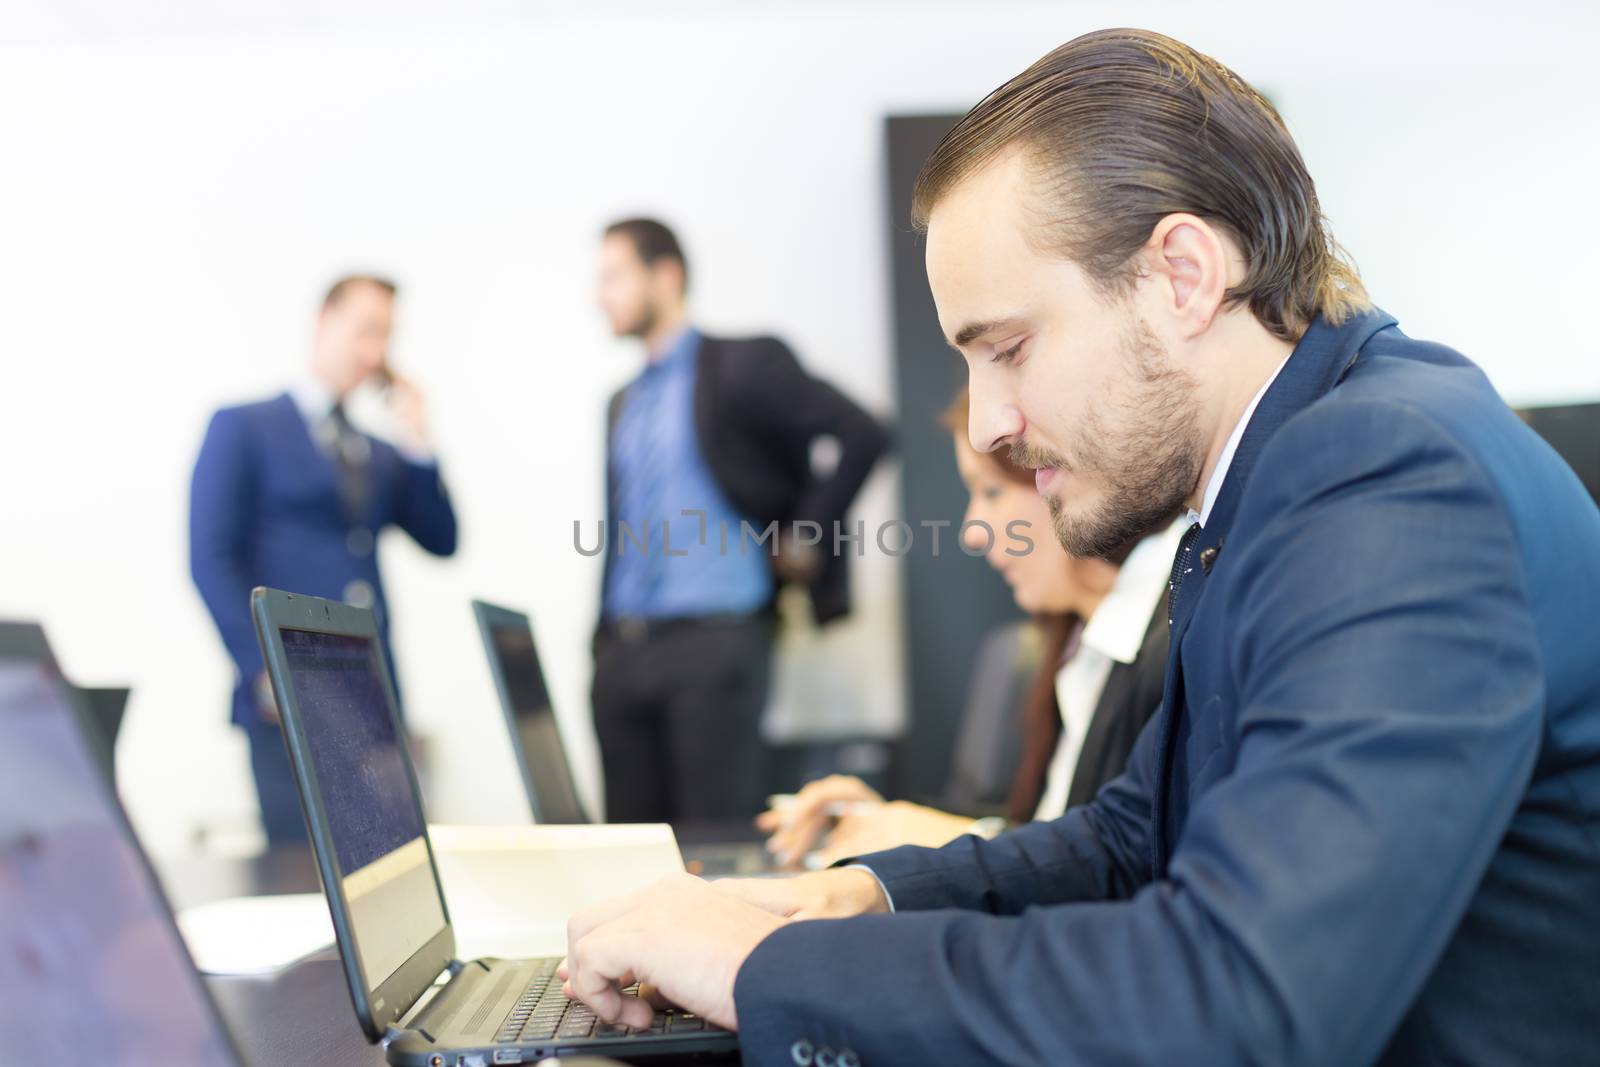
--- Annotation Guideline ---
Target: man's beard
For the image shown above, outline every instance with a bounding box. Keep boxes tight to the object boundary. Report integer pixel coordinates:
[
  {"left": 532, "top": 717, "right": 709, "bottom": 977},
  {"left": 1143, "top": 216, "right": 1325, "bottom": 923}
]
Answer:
[
  {"left": 622, "top": 303, "right": 658, "bottom": 340},
  {"left": 1010, "top": 318, "right": 1202, "bottom": 560}
]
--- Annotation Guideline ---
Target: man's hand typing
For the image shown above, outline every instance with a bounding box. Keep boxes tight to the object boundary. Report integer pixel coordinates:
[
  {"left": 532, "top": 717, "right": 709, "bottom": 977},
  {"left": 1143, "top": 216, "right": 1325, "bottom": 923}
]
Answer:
[
  {"left": 560, "top": 873, "right": 783, "bottom": 1031},
  {"left": 558, "top": 868, "right": 891, "bottom": 1030}
]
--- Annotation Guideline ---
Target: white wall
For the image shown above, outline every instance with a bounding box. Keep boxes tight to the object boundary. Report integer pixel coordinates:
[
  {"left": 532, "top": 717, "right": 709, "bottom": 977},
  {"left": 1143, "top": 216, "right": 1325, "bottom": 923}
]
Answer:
[{"left": 3, "top": 0, "right": 1596, "bottom": 855}]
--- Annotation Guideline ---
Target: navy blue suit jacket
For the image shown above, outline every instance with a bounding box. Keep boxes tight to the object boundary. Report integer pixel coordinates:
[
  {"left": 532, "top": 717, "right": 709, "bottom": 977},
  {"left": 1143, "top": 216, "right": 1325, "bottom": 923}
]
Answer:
[
  {"left": 189, "top": 393, "right": 457, "bottom": 725},
  {"left": 734, "top": 311, "right": 1600, "bottom": 1066}
]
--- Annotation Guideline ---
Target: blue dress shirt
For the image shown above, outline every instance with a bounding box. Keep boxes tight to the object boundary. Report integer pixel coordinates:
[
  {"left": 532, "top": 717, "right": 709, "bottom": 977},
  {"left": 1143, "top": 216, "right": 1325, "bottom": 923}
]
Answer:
[{"left": 603, "top": 327, "right": 773, "bottom": 620}]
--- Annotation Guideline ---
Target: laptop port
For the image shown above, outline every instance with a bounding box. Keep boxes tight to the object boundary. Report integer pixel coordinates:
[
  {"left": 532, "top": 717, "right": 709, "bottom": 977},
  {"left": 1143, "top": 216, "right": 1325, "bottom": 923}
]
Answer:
[{"left": 492, "top": 1052, "right": 523, "bottom": 1065}]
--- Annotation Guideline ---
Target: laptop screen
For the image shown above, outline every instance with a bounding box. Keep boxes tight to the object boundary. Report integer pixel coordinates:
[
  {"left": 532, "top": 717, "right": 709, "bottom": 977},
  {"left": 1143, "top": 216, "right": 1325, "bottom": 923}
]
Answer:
[
  {"left": 280, "top": 627, "right": 446, "bottom": 991},
  {"left": 487, "top": 617, "right": 588, "bottom": 825},
  {"left": 0, "top": 657, "right": 238, "bottom": 1066}
]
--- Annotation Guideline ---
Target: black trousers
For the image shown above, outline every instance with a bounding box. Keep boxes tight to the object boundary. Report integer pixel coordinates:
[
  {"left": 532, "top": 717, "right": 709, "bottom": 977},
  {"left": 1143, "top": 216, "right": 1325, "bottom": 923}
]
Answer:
[{"left": 592, "top": 614, "right": 774, "bottom": 825}]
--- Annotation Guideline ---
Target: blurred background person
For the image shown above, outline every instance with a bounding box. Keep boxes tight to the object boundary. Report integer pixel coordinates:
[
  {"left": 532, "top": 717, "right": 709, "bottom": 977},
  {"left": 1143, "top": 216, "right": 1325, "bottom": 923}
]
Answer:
[
  {"left": 760, "top": 388, "right": 1182, "bottom": 866},
  {"left": 592, "top": 217, "right": 890, "bottom": 826},
  {"left": 188, "top": 275, "right": 458, "bottom": 847}
]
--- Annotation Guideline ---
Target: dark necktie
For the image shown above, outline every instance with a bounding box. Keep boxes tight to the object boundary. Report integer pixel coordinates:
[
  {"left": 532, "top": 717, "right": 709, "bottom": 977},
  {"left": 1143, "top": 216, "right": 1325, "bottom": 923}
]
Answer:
[
  {"left": 1167, "top": 521, "right": 1202, "bottom": 626},
  {"left": 327, "top": 403, "right": 371, "bottom": 527}
]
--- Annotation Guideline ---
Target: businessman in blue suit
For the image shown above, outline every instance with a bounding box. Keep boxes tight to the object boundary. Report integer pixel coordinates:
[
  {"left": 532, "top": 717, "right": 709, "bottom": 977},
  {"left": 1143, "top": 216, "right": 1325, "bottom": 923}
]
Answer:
[
  {"left": 190, "top": 275, "right": 457, "bottom": 845},
  {"left": 557, "top": 30, "right": 1600, "bottom": 1066}
]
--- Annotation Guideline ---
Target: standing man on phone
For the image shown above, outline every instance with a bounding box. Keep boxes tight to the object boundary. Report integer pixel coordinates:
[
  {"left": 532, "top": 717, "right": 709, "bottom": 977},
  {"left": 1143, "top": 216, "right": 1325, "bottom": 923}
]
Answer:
[{"left": 190, "top": 275, "right": 458, "bottom": 846}]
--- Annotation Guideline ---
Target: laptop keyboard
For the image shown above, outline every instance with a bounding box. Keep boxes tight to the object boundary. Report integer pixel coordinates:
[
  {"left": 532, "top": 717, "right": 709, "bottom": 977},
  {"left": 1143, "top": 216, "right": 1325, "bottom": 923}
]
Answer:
[{"left": 493, "top": 959, "right": 712, "bottom": 1044}]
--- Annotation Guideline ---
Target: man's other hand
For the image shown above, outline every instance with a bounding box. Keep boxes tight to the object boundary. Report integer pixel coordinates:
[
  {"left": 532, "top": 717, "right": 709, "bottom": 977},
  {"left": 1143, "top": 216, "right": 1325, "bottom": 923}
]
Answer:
[{"left": 384, "top": 373, "right": 431, "bottom": 448}]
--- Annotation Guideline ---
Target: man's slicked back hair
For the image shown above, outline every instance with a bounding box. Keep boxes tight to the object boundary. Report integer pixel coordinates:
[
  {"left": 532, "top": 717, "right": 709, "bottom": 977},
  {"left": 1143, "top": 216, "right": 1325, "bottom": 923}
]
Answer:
[{"left": 913, "top": 28, "right": 1369, "bottom": 341}]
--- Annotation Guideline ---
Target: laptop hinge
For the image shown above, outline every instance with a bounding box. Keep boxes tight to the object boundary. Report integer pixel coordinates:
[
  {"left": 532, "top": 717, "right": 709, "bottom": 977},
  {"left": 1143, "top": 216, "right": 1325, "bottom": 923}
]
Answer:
[
  {"left": 388, "top": 960, "right": 472, "bottom": 1049},
  {"left": 381, "top": 1024, "right": 427, "bottom": 1048}
]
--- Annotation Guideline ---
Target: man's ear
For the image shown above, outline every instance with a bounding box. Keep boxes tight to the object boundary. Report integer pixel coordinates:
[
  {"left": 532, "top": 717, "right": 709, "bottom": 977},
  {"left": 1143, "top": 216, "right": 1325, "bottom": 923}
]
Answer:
[
  {"left": 1139, "top": 213, "right": 1228, "bottom": 339},
  {"left": 654, "top": 258, "right": 687, "bottom": 302}
]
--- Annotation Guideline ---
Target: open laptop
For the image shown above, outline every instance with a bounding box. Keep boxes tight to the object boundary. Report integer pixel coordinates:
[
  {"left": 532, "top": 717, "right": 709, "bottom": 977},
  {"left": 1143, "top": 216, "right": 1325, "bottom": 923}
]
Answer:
[
  {"left": 252, "top": 588, "right": 737, "bottom": 1065},
  {"left": 0, "top": 621, "right": 243, "bottom": 1067},
  {"left": 470, "top": 600, "right": 776, "bottom": 877},
  {"left": 471, "top": 600, "right": 589, "bottom": 825}
]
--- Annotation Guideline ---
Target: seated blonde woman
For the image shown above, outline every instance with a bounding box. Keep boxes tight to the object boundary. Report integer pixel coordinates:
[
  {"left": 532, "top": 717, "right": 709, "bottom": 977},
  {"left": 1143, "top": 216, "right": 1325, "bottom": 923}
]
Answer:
[{"left": 759, "top": 388, "right": 1184, "bottom": 867}]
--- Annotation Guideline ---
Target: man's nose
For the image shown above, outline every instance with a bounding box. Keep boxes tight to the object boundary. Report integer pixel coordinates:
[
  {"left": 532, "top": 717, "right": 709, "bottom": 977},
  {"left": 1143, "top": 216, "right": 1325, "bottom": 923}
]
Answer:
[{"left": 967, "top": 376, "right": 1024, "bottom": 454}]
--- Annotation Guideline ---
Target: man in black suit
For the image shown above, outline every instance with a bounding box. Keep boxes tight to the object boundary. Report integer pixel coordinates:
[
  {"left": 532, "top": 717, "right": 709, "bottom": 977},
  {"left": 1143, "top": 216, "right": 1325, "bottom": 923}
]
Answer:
[{"left": 592, "top": 218, "right": 889, "bottom": 825}]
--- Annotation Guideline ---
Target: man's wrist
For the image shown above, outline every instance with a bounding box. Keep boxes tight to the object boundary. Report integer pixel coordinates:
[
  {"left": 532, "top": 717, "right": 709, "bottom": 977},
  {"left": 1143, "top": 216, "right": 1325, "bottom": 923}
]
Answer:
[
  {"left": 723, "top": 909, "right": 787, "bottom": 1032},
  {"left": 839, "top": 865, "right": 894, "bottom": 914}
]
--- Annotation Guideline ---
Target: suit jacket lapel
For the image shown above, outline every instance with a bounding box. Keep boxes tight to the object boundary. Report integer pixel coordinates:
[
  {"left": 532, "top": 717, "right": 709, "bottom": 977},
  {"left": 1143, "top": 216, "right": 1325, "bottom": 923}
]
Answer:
[
  {"left": 274, "top": 393, "right": 342, "bottom": 493},
  {"left": 1147, "top": 309, "right": 1397, "bottom": 874},
  {"left": 691, "top": 333, "right": 723, "bottom": 471}
]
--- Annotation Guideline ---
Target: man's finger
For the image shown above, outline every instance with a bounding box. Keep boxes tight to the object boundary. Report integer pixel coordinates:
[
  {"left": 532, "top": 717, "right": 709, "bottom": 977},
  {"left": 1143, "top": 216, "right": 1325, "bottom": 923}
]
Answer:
[
  {"left": 615, "top": 992, "right": 654, "bottom": 1031},
  {"left": 569, "top": 927, "right": 655, "bottom": 1026},
  {"left": 565, "top": 885, "right": 646, "bottom": 958},
  {"left": 566, "top": 945, "right": 621, "bottom": 1021},
  {"left": 569, "top": 973, "right": 623, "bottom": 1024}
]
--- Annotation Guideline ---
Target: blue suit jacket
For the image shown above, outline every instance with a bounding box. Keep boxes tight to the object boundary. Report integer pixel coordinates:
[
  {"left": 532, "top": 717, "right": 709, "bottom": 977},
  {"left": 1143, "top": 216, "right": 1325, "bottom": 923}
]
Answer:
[
  {"left": 734, "top": 311, "right": 1600, "bottom": 1066},
  {"left": 189, "top": 393, "right": 457, "bottom": 725}
]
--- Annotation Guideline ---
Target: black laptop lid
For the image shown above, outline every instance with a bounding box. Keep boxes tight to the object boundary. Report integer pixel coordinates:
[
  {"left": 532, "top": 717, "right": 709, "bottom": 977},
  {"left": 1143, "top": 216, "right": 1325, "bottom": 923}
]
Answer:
[
  {"left": 79, "top": 685, "right": 130, "bottom": 747},
  {"left": 252, "top": 589, "right": 454, "bottom": 1041},
  {"left": 0, "top": 623, "right": 240, "bottom": 1066},
  {"left": 472, "top": 601, "right": 590, "bottom": 825},
  {"left": 76, "top": 685, "right": 130, "bottom": 783}
]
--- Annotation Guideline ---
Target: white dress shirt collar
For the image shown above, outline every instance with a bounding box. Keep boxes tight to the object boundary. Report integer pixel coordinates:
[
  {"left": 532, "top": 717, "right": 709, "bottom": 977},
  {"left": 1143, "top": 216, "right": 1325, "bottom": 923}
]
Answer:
[
  {"left": 290, "top": 378, "right": 338, "bottom": 425},
  {"left": 1080, "top": 517, "right": 1191, "bottom": 665},
  {"left": 1188, "top": 354, "right": 1291, "bottom": 528}
]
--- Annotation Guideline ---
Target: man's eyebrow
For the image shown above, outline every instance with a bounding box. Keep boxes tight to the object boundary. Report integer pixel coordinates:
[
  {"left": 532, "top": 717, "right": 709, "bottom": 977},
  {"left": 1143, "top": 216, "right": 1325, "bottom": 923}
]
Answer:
[{"left": 950, "top": 317, "right": 1026, "bottom": 349}]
